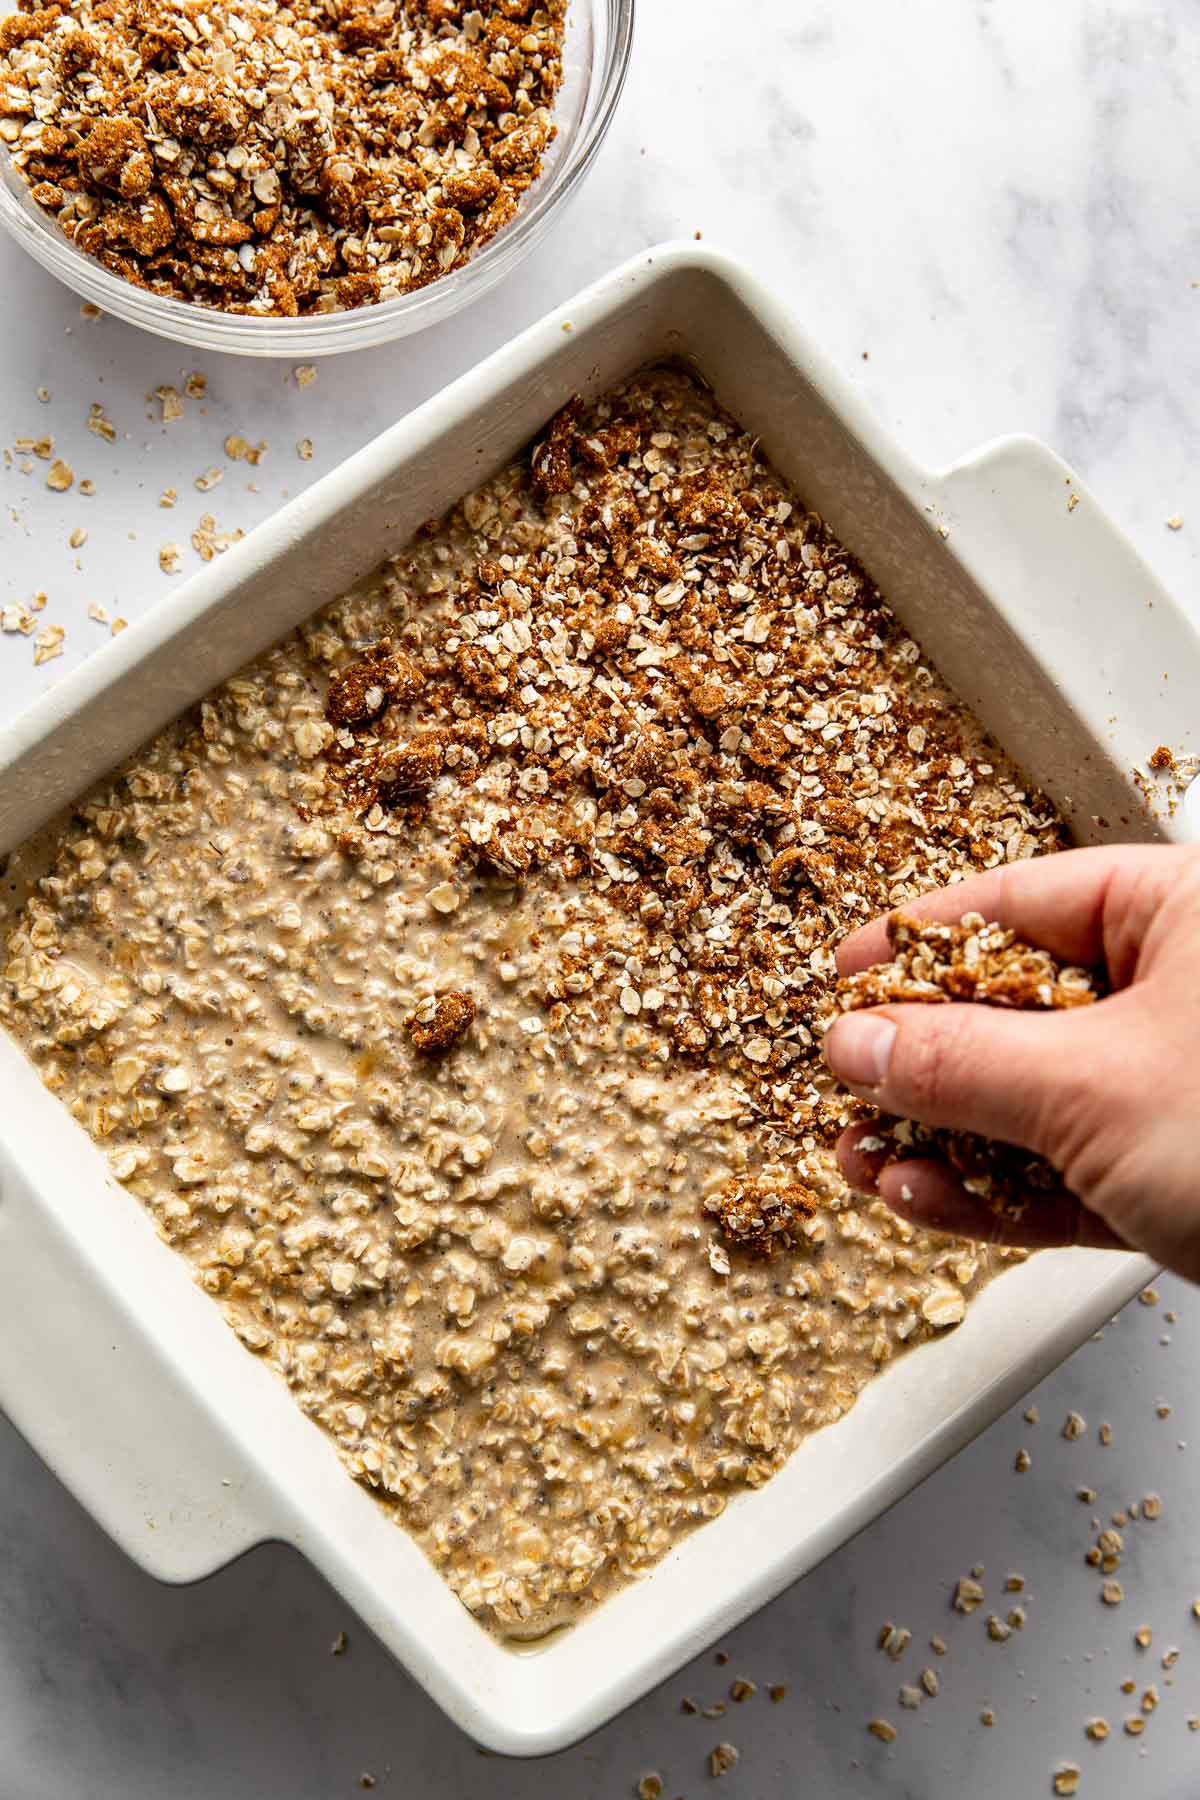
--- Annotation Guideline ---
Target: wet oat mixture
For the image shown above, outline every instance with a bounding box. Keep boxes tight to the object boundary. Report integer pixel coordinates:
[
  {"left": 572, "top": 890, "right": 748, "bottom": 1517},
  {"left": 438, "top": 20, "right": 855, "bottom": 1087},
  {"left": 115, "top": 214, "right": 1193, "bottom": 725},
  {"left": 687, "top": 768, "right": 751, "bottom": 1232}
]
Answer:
[
  {"left": 0, "top": 0, "right": 566, "bottom": 314},
  {"left": 0, "top": 369, "right": 1068, "bottom": 1635}
]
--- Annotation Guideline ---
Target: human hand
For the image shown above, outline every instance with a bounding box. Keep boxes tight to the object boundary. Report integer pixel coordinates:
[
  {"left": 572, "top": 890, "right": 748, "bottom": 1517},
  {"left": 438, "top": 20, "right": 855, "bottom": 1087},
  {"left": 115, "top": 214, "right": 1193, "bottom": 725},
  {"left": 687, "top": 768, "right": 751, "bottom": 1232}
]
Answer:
[{"left": 822, "top": 845, "right": 1200, "bottom": 1282}]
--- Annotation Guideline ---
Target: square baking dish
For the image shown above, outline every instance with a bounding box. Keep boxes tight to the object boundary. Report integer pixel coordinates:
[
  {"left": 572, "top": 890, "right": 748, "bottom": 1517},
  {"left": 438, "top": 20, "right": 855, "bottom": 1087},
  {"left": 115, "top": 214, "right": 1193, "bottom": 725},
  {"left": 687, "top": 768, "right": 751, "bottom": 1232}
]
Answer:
[{"left": 1, "top": 244, "right": 1197, "bottom": 1757}]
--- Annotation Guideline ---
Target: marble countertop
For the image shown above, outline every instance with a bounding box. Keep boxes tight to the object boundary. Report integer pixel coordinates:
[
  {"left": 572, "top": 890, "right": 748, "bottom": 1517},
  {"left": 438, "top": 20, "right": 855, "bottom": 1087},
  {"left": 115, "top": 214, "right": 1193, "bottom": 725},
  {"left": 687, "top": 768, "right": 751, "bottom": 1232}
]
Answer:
[{"left": 1, "top": 1, "right": 1198, "bottom": 1794}]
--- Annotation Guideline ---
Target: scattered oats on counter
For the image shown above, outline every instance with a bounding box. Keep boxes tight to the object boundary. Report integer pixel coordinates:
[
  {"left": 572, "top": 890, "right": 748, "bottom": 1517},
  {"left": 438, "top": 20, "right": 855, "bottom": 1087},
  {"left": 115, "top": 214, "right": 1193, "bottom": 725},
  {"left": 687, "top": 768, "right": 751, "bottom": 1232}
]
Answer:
[
  {"left": 69, "top": 526, "right": 87, "bottom": 549},
  {"left": 1, "top": 603, "right": 35, "bottom": 635},
  {"left": 45, "top": 458, "right": 73, "bottom": 492},
  {"left": 0, "top": 0, "right": 574, "bottom": 324},
  {"left": 158, "top": 543, "right": 184, "bottom": 575},
  {"left": 194, "top": 466, "right": 224, "bottom": 493},
  {"left": 1166, "top": 515, "right": 1183, "bottom": 531},
  {"left": 868, "top": 1719, "right": 897, "bottom": 1744},
  {"left": 1052, "top": 1766, "right": 1080, "bottom": 1797},
  {"left": 160, "top": 488, "right": 179, "bottom": 509},
  {"left": 190, "top": 512, "right": 244, "bottom": 561},
  {"left": 32, "top": 621, "right": 64, "bottom": 664},
  {"left": 298, "top": 438, "right": 315, "bottom": 461},
  {"left": 14, "top": 432, "right": 54, "bottom": 460},
  {"left": 225, "top": 435, "right": 268, "bottom": 466},
  {"left": 0, "top": 369, "right": 1070, "bottom": 1637},
  {"left": 954, "top": 1576, "right": 986, "bottom": 1615},
  {"left": 86, "top": 403, "right": 117, "bottom": 443}
]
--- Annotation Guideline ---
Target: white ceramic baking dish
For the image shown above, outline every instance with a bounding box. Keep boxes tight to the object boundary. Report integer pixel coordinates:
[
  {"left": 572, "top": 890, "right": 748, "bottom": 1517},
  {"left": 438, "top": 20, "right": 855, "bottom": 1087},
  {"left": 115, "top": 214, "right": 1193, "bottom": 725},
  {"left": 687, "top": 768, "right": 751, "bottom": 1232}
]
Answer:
[{"left": 0, "top": 244, "right": 1196, "bottom": 1757}]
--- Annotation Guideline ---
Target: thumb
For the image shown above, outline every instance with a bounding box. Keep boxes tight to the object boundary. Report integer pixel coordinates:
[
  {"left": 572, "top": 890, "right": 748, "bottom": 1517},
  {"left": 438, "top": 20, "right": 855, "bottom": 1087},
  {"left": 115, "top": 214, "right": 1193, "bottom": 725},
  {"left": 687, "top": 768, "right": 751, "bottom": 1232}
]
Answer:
[{"left": 823, "top": 1000, "right": 1107, "bottom": 1161}]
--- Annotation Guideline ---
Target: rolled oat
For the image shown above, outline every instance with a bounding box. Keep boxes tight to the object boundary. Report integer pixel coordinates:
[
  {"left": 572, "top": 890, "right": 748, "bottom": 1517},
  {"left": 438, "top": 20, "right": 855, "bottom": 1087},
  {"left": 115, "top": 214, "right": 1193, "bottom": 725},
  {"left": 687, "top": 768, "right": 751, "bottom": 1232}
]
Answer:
[{"left": 0, "top": 369, "right": 1068, "bottom": 1636}]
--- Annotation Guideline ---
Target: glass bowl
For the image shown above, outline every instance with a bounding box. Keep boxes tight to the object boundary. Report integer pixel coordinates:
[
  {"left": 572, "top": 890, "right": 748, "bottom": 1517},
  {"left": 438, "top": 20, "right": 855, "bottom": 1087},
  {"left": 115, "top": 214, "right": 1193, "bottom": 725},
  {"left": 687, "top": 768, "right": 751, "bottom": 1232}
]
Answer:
[{"left": 0, "top": 0, "right": 634, "bottom": 356}]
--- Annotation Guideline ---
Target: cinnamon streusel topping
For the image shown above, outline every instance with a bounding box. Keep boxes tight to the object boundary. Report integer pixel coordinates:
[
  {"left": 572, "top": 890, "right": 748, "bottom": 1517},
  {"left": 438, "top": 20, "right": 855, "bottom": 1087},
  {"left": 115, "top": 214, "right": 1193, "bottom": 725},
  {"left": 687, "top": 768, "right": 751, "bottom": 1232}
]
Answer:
[{"left": 836, "top": 910, "right": 1104, "bottom": 1213}]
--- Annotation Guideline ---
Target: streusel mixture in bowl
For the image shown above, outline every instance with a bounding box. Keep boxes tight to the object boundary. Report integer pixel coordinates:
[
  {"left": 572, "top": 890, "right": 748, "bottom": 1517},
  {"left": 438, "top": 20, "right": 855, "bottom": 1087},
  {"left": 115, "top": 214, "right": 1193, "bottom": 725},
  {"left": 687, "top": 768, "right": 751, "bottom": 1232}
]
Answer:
[
  {"left": 0, "top": 368, "right": 1067, "bottom": 1636},
  {"left": 0, "top": 0, "right": 632, "bottom": 350}
]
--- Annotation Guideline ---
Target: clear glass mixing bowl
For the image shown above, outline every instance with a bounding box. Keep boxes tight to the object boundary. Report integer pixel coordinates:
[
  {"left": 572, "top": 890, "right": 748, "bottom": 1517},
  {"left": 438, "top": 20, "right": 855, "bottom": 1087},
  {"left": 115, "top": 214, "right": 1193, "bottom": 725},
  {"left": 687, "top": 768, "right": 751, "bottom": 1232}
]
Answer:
[{"left": 0, "top": 0, "right": 634, "bottom": 356}]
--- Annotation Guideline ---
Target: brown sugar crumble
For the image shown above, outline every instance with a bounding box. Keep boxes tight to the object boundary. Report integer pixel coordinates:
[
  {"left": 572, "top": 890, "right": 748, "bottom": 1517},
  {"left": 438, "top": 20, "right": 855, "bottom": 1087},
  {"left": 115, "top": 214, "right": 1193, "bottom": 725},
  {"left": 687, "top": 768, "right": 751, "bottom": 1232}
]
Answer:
[
  {"left": 405, "top": 988, "right": 475, "bottom": 1054},
  {"left": 704, "top": 1174, "right": 816, "bottom": 1258},
  {"left": 837, "top": 911, "right": 1103, "bottom": 1215},
  {"left": 0, "top": 0, "right": 566, "bottom": 316},
  {"left": 0, "top": 368, "right": 1070, "bottom": 1637}
]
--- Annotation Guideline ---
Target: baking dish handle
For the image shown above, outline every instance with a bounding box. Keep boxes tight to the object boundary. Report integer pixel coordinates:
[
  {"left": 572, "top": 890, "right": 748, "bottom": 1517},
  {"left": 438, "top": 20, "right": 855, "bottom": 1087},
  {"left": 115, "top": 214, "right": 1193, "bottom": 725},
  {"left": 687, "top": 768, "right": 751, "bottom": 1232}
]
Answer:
[
  {"left": 936, "top": 434, "right": 1200, "bottom": 841},
  {"left": 0, "top": 1145, "right": 275, "bottom": 1584}
]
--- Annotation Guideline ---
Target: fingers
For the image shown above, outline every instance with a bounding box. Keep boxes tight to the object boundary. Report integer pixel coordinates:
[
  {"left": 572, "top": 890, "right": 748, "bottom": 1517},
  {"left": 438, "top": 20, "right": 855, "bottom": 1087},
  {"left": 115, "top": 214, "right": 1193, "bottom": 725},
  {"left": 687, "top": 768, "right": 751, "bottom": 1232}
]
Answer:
[
  {"left": 823, "top": 999, "right": 1099, "bottom": 1155},
  {"left": 879, "top": 1156, "right": 1130, "bottom": 1253},
  {"left": 837, "top": 1125, "right": 1129, "bottom": 1253},
  {"left": 834, "top": 844, "right": 1189, "bottom": 980}
]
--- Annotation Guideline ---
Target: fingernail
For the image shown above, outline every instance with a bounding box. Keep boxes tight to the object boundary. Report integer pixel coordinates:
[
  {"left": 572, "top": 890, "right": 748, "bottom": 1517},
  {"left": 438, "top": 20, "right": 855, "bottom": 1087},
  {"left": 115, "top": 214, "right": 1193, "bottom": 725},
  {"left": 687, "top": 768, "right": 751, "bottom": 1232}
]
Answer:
[{"left": 825, "top": 1014, "right": 897, "bottom": 1087}]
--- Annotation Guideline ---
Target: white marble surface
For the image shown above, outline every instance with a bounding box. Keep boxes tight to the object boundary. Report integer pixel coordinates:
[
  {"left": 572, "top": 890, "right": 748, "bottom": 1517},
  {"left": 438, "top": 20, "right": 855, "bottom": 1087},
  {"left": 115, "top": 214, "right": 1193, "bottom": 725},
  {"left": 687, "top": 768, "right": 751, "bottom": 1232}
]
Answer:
[{"left": 1, "top": 1, "right": 1199, "bottom": 1794}]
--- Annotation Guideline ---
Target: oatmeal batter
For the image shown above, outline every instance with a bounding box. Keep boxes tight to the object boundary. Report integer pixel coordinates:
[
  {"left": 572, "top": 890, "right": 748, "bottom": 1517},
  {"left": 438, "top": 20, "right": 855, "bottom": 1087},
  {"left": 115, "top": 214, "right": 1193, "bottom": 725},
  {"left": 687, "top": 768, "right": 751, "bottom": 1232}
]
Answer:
[{"left": 0, "top": 369, "right": 1068, "bottom": 1635}]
